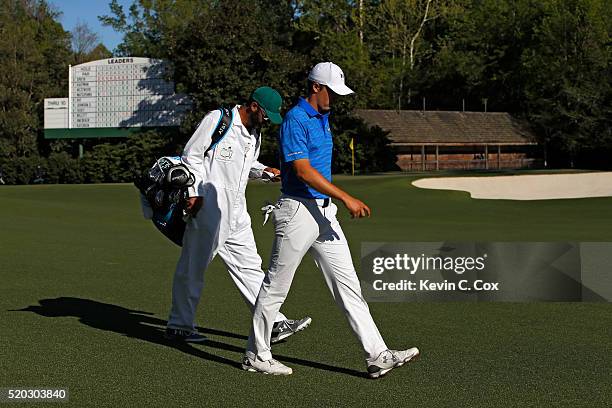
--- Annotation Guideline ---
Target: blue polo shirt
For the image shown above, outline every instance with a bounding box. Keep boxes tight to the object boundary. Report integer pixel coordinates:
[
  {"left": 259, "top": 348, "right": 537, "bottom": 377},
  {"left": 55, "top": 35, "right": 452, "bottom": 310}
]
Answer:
[{"left": 279, "top": 98, "right": 332, "bottom": 199}]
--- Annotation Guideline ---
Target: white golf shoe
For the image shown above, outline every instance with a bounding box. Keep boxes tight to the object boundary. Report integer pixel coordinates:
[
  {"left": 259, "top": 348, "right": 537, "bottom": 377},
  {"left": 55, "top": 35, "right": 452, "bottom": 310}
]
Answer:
[
  {"left": 366, "top": 347, "right": 420, "bottom": 379},
  {"left": 242, "top": 355, "right": 293, "bottom": 376}
]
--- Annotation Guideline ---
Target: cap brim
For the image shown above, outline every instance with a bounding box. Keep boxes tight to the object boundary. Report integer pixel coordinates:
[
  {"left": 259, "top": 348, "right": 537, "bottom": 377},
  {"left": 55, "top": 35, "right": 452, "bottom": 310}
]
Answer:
[
  {"left": 328, "top": 83, "right": 354, "bottom": 96},
  {"left": 267, "top": 110, "right": 283, "bottom": 125}
]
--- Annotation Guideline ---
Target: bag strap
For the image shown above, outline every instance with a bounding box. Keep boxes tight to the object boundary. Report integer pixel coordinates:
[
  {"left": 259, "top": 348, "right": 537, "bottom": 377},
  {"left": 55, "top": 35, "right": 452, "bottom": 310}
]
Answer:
[{"left": 204, "top": 107, "right": 234, "bottom": 156}]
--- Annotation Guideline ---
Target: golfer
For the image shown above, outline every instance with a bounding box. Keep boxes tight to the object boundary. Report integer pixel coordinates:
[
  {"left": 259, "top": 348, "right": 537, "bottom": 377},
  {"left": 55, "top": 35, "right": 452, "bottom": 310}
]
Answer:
[
  {"left": 243, "top": 64, "right": 419, "bottom": 378},
  {"left": 166, "top": 87, "right": 311, "bottom": 343}
]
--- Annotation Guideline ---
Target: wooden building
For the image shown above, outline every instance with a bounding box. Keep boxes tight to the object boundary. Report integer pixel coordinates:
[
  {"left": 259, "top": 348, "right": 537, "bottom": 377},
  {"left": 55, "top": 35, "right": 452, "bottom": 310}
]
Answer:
[{"left": 354, "top": 110, "right": 541, "bottom": 171}]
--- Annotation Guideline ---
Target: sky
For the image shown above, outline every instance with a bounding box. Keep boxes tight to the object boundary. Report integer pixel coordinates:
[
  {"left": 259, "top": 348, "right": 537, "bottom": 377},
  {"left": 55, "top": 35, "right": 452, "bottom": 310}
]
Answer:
[{"left": 50, "top": 0, "right": 133, "bottom": 53}]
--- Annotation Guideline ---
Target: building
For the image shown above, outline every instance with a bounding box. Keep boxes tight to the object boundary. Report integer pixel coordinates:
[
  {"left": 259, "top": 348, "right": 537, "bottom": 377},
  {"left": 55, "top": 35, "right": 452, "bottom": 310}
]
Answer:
[{"left": 354, "top": 110, "right": 541, "bottom": 171}]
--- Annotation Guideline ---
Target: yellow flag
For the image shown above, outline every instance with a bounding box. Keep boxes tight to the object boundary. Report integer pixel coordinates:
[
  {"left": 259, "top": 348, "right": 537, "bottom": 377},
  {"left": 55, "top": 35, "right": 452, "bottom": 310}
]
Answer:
[{"left": 350, "top": 138, "right": 355, "bottom": 176}]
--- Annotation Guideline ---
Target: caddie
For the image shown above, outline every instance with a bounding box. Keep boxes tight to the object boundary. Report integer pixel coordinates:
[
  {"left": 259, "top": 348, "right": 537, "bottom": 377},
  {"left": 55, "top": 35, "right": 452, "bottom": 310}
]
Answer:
[
  {"left": 166, "top": 86, "right": 311, "bottom": 343},
  {"left": 243, "top": 64, "right": 419, "bottom": 378}
]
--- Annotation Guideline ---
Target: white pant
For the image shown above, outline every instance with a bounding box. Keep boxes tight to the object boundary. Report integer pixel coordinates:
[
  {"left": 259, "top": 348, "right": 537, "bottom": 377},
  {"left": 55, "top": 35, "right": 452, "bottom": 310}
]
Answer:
[
  {"left": 167, "top": 188, "right": 286, "bottom": 331},
  {"left": 246, "top": 195, "right": 387, "bottom": 361}
]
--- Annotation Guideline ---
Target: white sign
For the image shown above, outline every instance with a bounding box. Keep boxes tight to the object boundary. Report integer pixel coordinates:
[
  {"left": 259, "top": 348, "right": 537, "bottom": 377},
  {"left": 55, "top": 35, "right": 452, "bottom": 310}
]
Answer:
[
  {"left": 61, "top": 57, "right": 190, "bottom": 129},
  {"left": 44, "top": 98, "right": 68, "bottom": 129}
]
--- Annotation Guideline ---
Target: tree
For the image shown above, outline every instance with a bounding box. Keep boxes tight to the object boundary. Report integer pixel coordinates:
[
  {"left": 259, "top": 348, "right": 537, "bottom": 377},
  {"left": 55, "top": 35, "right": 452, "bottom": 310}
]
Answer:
[
  {"left": 100, "top": 0, "right": 306, "bottom": 129},
  {"left": 380, "top": 0, "right": 435, "bottom": 110},
  {"left": 522, "top": 0, "right": 612, "bottom": 165},
  {"left": 0, "top": 0, "right": 71, "bottom": 160},
  {"left": 71, "top": 21, "right": 100, "bottom": 63},
  {"left": 85, "top": 43, "right": 112, "bottom": 62},
  {"left": 55, "top": 0, "right": 612, "bottom": 175}
]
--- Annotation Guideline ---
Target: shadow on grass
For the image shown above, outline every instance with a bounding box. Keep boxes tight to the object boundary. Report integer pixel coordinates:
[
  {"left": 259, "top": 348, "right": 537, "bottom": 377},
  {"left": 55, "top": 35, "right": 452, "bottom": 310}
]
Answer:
[{"left": 13, "top": 297, "right": 366, "bottom": 379}]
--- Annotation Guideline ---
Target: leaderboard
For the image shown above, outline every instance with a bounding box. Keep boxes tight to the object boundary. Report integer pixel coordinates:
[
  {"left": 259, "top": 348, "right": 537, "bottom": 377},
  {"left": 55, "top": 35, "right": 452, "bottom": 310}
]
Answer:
[{"left": 71, "top": 57, "right": 189, "bottom": 128}]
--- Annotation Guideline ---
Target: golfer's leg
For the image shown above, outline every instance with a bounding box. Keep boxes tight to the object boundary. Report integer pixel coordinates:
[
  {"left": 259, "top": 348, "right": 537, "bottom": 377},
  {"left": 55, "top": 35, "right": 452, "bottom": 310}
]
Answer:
[
  {"left": 310, "top": 205, "right": 387, "bottom": 359},
  {"left": 246, "top": 200, "right": 318, "bottom": 361},
  {"left": 167, "top": 220, "right": 218, "bottom": 331},
  {"left": 218, "top": 225, "right": 287, "bottom": 323}
]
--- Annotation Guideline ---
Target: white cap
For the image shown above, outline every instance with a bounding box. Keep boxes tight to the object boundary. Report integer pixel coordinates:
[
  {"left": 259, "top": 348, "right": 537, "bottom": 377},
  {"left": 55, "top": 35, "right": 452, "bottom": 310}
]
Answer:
[{"left": 308, "top": 62, "right": 354, "bottom": 96}]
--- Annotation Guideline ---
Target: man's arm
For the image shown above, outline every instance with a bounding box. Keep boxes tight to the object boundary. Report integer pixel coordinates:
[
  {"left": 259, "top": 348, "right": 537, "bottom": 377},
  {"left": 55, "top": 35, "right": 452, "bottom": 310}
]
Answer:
[
  {"left": 249, "top": 159, "right": 266, "bottom": 179},
  {"left": 292, "top": 159, "right": 370, "bottom": 218},
  {"left": 251, "top": 159, "right": 280, "bottom": 182},
  {"left": 249, "top": 134, "right": 280, "bottom": 181}
]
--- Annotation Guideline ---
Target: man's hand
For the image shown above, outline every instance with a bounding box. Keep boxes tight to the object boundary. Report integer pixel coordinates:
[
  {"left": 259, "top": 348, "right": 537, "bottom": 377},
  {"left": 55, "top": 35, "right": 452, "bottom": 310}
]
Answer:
[
  {"left": 342, "top": 196, "right": 371, "bottom": 218},
  {"left": 185, "top": 196, "right": 203, "bottom": 217},
  {"left": 263, "top": 167, "right": 281, "bottom": 182}
]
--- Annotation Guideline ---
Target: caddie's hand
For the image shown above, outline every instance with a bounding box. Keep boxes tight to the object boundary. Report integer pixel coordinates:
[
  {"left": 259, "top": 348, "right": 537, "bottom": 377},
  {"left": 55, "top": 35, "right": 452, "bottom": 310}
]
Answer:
[
  {"left": 264, "top": 167, "right": 281, "bottom": 182},
  {"left": 343, "top": 196, "right": 371, "bottom": 219},
  {"left": 185, "top": 196, "right": 203, "bottom": 216}
]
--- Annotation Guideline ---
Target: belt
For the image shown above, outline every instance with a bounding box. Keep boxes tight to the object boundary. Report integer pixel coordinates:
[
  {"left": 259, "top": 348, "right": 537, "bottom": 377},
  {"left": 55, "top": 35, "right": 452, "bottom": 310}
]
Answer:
[
  {"left": 315, "top": 198, "right": 330, "bottom": 208},
  {"left": 280, "top": 194, "right": 331, "bottom": 208}
]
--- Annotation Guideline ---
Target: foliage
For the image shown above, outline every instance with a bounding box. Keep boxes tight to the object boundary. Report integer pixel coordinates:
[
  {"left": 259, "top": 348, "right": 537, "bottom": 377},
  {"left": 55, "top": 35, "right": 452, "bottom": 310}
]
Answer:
[
  {"left": 1, "top": 0, "right": 610, "bottom": 184},
  {"left": 0, "top": 0, "right": 71, "bottom": 159}
]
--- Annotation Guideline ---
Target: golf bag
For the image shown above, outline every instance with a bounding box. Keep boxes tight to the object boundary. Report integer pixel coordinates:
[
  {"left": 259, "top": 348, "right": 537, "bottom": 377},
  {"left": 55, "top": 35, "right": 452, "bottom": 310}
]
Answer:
[
  {"left": 134, "top": 107, "right": 234, "bottom": 246},
  {"left": 135, "top": 156, "right": 195, "bottom": 246}
]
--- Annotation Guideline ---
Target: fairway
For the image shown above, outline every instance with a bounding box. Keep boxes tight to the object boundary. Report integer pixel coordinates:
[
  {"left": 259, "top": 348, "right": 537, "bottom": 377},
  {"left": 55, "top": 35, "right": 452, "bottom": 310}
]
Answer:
[{"left": 1, "top": 174, "right": 611, "bottom": 407}]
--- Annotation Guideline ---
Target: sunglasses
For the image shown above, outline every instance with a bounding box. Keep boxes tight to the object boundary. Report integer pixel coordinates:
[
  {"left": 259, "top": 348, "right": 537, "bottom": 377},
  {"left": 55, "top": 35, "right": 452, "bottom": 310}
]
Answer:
[{"left": 257, "top": 104, "right": 269, "bottom": 121}]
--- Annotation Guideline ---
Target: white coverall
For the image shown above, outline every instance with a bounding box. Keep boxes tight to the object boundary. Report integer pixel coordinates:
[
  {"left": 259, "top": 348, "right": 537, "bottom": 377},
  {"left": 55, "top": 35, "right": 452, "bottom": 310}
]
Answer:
[{"left": 167, "top": 106, "right": 286, "bottom": 331}]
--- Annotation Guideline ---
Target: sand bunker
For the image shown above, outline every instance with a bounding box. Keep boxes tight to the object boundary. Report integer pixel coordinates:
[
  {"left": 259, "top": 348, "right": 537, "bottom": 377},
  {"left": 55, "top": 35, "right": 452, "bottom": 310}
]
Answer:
[{"left": 412, "top": 172, "right": 612, "bottom": 200}]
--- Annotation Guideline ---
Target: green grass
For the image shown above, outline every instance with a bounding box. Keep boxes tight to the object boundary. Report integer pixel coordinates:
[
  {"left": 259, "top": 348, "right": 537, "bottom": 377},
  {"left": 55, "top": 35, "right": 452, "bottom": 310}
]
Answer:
[{"left": 1, "top": 174, "right": 611, "bottom": 407}]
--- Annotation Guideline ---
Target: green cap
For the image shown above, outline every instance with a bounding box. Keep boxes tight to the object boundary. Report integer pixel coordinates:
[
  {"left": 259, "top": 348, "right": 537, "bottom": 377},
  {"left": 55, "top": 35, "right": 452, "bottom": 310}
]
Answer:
[{"left": 250, "top": 86, "right": 283, "bottom": 125}]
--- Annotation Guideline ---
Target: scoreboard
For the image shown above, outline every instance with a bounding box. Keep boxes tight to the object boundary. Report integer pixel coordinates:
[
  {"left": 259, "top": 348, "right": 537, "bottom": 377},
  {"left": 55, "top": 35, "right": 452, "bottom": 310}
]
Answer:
[{"left": 44, "top": 57, "right": 191, "bottom": 139}]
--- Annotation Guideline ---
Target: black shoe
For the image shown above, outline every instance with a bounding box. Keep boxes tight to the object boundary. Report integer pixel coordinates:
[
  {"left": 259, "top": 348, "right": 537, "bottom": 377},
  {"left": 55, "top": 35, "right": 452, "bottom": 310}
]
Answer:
[
  {"left": 271, "top": 317, "right": 312, "bottom": 343},
  {"left": 165, "top": 328, "right": 207, "bottom": 343}
]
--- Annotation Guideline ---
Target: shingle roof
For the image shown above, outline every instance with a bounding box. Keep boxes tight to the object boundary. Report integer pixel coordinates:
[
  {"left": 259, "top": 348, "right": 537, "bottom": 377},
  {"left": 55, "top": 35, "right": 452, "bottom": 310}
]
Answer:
[{"left": 354, "top": 110, "right": 538, "bottom": 145}]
